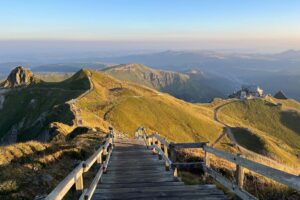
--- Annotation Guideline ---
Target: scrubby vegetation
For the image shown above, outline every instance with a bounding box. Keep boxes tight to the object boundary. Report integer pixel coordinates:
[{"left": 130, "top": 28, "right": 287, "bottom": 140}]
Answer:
[{"left": 0, "top": 130, "right": 105, "bottom": 199}]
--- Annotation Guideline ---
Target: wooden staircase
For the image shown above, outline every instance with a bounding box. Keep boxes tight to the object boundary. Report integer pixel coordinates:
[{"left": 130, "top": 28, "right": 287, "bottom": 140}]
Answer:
[
  {"left": 45, "top": 128, "right": 300, "bottom": 200},
  {"left": 92, "top": 138, "right": 228, "bottom": 200}
]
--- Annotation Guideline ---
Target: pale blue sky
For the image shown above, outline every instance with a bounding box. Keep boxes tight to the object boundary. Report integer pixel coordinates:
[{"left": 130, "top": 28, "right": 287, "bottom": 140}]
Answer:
[{"left": 0, "top": 0, "right": 300, "bottom": 49}]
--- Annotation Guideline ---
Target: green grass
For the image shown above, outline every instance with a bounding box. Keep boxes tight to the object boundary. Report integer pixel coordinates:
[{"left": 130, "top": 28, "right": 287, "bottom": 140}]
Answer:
[
  {"left": 0, "top": 131, "right": 106, "bottom": 200},
  {"left": 0, "top": 70, "right": 90, "bottom": 142},
  {"left": 231, "top": 127, "right": 267, "bottom": 154},
  {"left": 76, "top": 70, "right": 225, "bottom": 143},
  {"left": 219, "top": 98, "right": 300, "bottom": 166},
  {"left": 35, "top": 72, "right": 74, "bottom": 82},
  {"left": 103, "top": 64, "right": 225, "bottom": 102}
]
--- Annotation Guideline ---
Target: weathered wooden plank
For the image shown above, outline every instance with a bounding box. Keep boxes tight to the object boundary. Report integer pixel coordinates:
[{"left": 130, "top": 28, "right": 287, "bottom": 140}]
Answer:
[
  {"left": 45, "top": 162, "right": 84, "bottom": 200},
  {"left": 93, "top": 191, "right": 226, "bottom": 200},
  {"left": 170, "top": 142, "right": 208, "bottom": 149},
  {"left": 84, "top": 146, "right": 114, "bottom": 200},
  {"left": 105, "top": 170, "right": 173, "bottom": 177},
  {"left": 150, "top": 145, "right": 172, "bottom": 166},
  {"left": 101, "top": 176, "right": 176, "bottom": 183},
  {"left": 96, "top": 184, "right": 218, "bottom": 193},
  {"left": 204, "top": 145, "right": 300, "bottom": 191},
  {"left": 84, "top": 148, "right": 103, "bottom": 172},
  {"left": 205, "top": 166, "right": 257, "bottom": 200},
  {"left": 97, "top": 181, "right": 184, "bottom": 189},
  {"left": 149, "top": 133, "right": 170, "bottom": 148},
  {"left": 103, "top": 173, "right": 173, "bottom": 181}
]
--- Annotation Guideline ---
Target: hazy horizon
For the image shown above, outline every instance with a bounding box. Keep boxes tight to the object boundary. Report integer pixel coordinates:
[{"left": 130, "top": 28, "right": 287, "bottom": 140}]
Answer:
[{"left": 1, "top": 0, "right": 300, "bottom": 53}]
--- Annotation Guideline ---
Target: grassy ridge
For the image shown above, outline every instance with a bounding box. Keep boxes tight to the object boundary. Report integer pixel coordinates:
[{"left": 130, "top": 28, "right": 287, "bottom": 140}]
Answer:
[
  {"left": 103, "top": 64, "right": 227, "bottom": 102},
  {"left": 75, "top": 70, "right": 228, "bottom": 144},
  {"left": 0, "top": 70, "right": 90, "bottom": 142},
  {"left": 218, "top": 98, "right": 300, "bottom": 166}
]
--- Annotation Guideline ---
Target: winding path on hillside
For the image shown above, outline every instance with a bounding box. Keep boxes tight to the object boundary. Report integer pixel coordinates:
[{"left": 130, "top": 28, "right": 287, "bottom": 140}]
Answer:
[
  {"left": 213, "top": 100, "right": 240, "bottom": 146},
  {"left": 67, "top": 73, "right": 94, "bottom": 126},
  {"left": 212, "top": 99, "right": 299, "bottom": 174}
]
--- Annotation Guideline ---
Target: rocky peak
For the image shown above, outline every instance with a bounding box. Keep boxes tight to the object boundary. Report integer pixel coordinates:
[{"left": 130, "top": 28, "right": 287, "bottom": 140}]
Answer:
[{"left": 0, "top": 66, "right": 37, "bottom": 88}]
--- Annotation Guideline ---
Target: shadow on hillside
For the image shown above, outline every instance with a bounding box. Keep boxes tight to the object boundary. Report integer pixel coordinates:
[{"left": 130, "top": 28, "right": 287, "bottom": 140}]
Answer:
[
  {"left": 280, "top": 111, "right": 300, "bottom": 136},
  {"left": 231, "top": 127, "right": 267, "bottom": 155}
]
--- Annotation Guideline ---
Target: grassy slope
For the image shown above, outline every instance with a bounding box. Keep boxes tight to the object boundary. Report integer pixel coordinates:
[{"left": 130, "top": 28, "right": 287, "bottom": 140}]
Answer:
[
  {"left": 76, "top": 70, "right": 228, "bottom": 144},
  {"left": 0, "top": 131, "right": 106, "bottom": 200},
  {"left": 35, "top": 72, "right": 74, "bottom": 82},
  {"left": 103, "top": 64, "right": 225, "bottom": 102},
  {"left": 0, "top": 70, "right": 90, "bottom": 141},
  {"left": 218, "top": 98, "right": 300, "bottom": 166}
]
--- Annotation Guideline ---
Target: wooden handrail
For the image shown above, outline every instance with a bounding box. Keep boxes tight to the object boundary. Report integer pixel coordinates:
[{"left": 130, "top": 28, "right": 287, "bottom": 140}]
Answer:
[
  {"left": 203, "top": 145, "right": 300, "bottom": 191},
  {"left": 84, "top": 144, "right": 113, "bottom": 200},
  {"left": 46, "top": 130, "right": 114, "bottom": 200},
  {"left": 46, "top": 162, "right": 85, "bottom": 200},
  {"left": 135, "top": 126, "right": 300, "bottom": 200},
  {"left": 150, "top": 144, "right": 172, "bottom": 166}
]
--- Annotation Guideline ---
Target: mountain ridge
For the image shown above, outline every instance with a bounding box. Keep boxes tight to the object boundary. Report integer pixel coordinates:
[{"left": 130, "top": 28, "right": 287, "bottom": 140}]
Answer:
[{"left": 102, "top": 63, "right": 233, "bottom": 102}]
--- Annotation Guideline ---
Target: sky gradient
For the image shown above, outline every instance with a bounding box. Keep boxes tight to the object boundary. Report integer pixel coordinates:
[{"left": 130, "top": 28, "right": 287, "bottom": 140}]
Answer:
[{"left": 1, "top": 0, "right": 300, "bottom": 50}]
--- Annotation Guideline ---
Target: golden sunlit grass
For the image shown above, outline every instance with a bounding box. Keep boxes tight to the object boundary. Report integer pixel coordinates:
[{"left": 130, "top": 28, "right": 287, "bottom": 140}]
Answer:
[
  {"left": 0, "top": 131, "right": 106, "bottom": 200},
  {"left": 177, "top": 148, "right": 299, "bottom": 200},
  {"left": 75, "top": 70, "right": 224, "bottom": 143},
  {"left": 218, "top": 98, "right": 300, "bottom": 168}
]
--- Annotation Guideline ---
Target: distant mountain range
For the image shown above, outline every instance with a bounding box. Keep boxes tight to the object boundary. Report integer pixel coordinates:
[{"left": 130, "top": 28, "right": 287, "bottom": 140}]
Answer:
[
  {"left": 102, "top": 64, "right": 235, "bottom": 102},
  {"left": 99, "top": 50, "right": 300, "bottom": 100},
  {"left": 1, "top": 49, "right": 300, "bottom": 100}
]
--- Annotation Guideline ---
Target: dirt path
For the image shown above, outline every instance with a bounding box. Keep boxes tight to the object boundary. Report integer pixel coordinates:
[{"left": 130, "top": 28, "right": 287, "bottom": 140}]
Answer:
[
  {"left": 212, "top": 99, "right": 300, "bottom": 174},
  {"left": 67, "top": 73, "right": 94, "bottom": 126}
]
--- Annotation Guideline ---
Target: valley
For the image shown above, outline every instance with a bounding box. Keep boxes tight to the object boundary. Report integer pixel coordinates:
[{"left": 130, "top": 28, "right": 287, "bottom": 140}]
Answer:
[{"left": 0, "top": 66, "right": 299, "bottom": 199}]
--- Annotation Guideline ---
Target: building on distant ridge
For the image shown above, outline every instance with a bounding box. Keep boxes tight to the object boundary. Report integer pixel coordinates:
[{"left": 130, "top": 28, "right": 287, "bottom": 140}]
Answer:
[
  {"left": 274, "top": 90, "right": 288, "bottom": 99},
  {"left": 229, "top": 85, "right": 264, "bottom": 99}
]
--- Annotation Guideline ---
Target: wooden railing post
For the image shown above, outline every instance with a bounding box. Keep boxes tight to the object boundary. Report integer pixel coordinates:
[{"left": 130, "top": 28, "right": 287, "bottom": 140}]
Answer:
[
  {"left": 164, "top": 145, "right": 170, "bottom": 171},
  {"left": 97, "top": 151, "right": 102, "bottom": 164},
  {"left": 169, "top": 143, "right": 176, "bottom": 162},
  {"left": 75, "top": 175, "right": 83, "bottom": 191},
  {"left": 203, "top": 143, "right": 210, "bottom": 178},
  {"left": 146, "top": 136, "right": 150, "bottom": 148},
  {"left": 75, "top": 165, "right": 84, "bottom": 192},
  {"left": 235, "top": 154, "right": 244, "bottom": 188},
  {"left": 157, "top": 139, "right": 162, "bottom": 160},
  {"left": 152, "top": 138, "right": 156, "bottom": 154}
]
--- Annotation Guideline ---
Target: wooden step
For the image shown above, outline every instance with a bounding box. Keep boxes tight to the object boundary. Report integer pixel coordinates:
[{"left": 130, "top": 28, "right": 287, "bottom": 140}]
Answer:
[
  {"left": 92, "top": 190, "right": 226, "bottom": 200},
  {"left": 102, "top": 173, "right": 174, "bottom": 181},
  {"left": 92, "top": 138, "right": 228, "bottom": 200},
  {"left": 96, "top": 184, "right": 218, "bottom": 193},
  {"left": 101, "top": 176, "right": 176, "bottom": 184},
  {"left": 105, "top": 170, "right": 172, "bottom": 177},
  {"left": 97, "top": 181, "right": 184, "bottom": 189}
]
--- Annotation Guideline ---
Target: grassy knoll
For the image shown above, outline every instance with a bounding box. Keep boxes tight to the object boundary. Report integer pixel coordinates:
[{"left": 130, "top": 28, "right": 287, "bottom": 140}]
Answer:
[
  {"left": 218, "top": 98, "right": 300, "bottom": 166},
  {"left": 75, "top": 70, "right": 228, "bottom": 144}
]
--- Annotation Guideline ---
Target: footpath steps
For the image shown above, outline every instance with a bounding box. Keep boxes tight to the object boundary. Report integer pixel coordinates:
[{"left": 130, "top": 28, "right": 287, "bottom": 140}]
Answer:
[{"left": 92, "top": 138, "right": 228, "bottom": 200}]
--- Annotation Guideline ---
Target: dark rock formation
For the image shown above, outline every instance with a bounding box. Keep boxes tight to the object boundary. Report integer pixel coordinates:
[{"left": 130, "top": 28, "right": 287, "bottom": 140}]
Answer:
[{"left": 0, "top": 66, "right": 38, "bottom": 88}]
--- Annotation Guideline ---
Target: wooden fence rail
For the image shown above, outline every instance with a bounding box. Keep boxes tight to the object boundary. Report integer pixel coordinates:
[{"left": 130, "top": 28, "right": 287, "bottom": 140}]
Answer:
[
  {"left": 46, "top": 129, "right": 114, "bottom": 200},
  {"left": 135, "top": 127, "right": 300, "bottom": 200}
]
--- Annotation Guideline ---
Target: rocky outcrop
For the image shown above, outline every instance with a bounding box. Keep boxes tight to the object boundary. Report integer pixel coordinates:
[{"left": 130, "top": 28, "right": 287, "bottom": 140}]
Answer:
[{"left": 0, "top": 66, "right": 38, "bottom": 88}]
